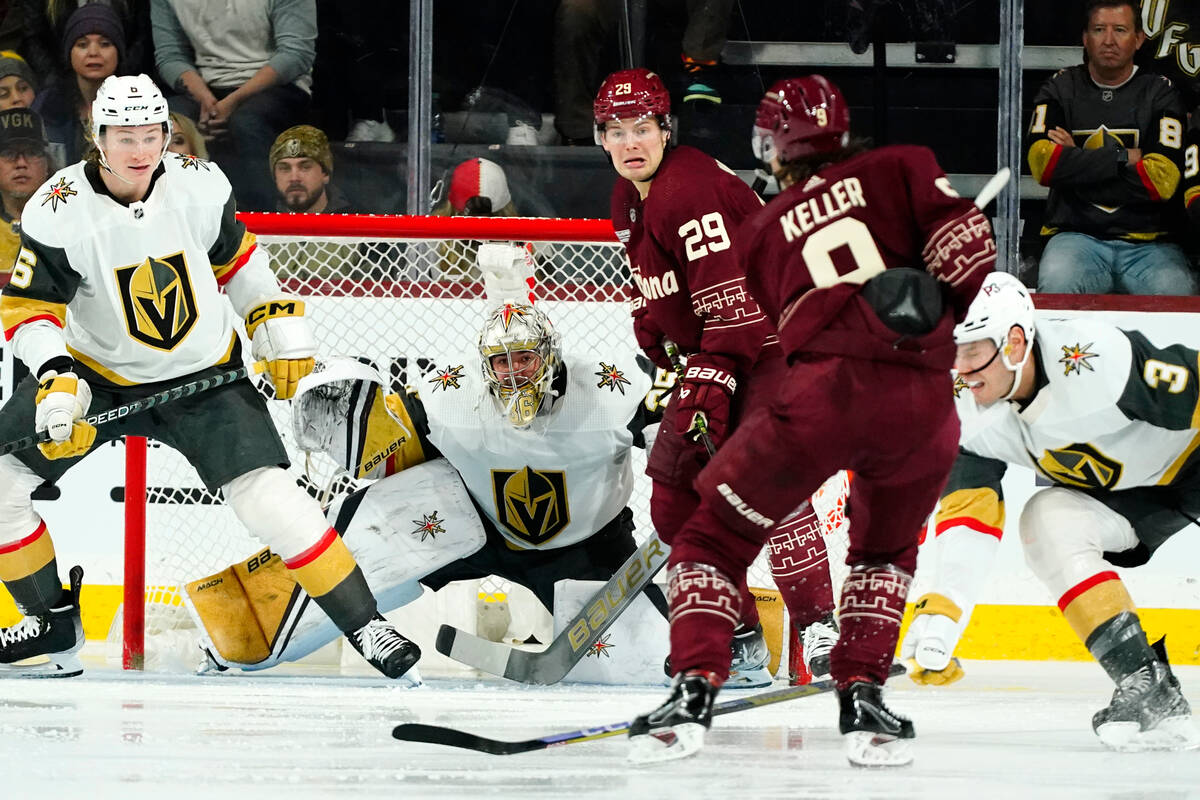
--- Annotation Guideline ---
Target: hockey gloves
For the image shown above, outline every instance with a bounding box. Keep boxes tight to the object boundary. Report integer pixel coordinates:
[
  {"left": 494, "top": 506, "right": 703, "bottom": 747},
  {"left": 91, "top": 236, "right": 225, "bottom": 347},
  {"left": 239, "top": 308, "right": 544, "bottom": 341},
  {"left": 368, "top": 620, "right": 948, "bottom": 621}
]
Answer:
[
  {"left": 632, "top": 312, "right": 672, "bottom": 372},
  {"left": 34, "top": 371, "right": 97, "bottom": 460},
  {"left": 245, "top": 297, "right": 317, "bottom": 399},
  {"left": 900, "top": 592, "right": 966, "bottom": 686},
  {"left": 673, "top": 353, "right": 737, "bottom": 452}
]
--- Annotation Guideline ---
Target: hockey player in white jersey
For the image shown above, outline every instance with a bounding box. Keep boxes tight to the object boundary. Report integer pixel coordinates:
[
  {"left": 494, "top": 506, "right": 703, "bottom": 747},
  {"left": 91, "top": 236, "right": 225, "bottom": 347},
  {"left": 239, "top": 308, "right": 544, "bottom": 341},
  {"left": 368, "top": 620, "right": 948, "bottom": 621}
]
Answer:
[
  {"left": 902, "top": 271, "right": 1200, "bottom": 752},
  {"left": 0, "top": 75, "right": 416, "bottom": 680},
  {"left": 187, "top": 296, "right": 692, "bottom": 676}
]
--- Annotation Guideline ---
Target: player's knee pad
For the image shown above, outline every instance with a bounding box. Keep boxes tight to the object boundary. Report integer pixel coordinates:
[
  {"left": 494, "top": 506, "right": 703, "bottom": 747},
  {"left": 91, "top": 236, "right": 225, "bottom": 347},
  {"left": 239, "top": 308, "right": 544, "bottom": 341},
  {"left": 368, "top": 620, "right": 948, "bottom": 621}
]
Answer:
[
  {"left": 222, "top": 466, "right": 329, "bottom": 560},
  {"left": 0, "top": 455, "right": 46, "bottom": 545},
  {"left": 1019, "top": 488, "right": 1138, "bottom": 596}
]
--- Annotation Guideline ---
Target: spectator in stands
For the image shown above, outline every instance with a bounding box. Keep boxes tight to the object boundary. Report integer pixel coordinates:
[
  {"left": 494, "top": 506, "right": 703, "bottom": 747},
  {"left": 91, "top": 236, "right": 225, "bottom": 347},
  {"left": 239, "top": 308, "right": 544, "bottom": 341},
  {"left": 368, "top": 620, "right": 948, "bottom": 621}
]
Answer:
[
  {"left": 430, "top": 157, "right": 520, "bottom": 280},
  {"left": 270, "top": 123, "right": 351, "bottom": 213},
  {"left": 33, "top": 3, "right": 125, "bottom": 166},
  {"left": 167, "top": 109, "right": 205, "bottom": 157},
  {"left": 553, "top": 0, "right": 732, "bottom": 145},
  {"left": 0, "top": 51, "right": 35, "bottom": 110},
  {"left": 0, "top": 106, "right": 49, "bottom": 287},
  {"left": 152, "top": 0, "right": 315, "bottom": 212},
  {"left": 1028, "top": 0, "right": 1194, "bottom": 295},
  {"left": 20, "top": 0, "right": 152, "bottom": 79}
]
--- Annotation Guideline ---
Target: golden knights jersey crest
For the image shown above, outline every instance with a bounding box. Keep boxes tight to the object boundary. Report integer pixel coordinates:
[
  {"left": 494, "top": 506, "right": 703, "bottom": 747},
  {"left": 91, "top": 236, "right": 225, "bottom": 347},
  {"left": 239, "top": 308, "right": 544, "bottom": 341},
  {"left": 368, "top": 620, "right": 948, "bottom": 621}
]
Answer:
[
  {"left": 491, "top": 466, "right": 571, "bottom": 545},
  {"left": 115, "top": 252, "right": 199, "bottom": 350}
]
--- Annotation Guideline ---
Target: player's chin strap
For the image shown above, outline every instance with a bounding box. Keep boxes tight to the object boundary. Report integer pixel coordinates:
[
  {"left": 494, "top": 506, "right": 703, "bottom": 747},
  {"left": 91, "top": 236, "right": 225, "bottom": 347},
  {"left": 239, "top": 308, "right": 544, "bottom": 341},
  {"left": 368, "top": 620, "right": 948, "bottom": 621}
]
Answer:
[{"left": 999, "top": 333, "right": 1033, "bottom": 401}]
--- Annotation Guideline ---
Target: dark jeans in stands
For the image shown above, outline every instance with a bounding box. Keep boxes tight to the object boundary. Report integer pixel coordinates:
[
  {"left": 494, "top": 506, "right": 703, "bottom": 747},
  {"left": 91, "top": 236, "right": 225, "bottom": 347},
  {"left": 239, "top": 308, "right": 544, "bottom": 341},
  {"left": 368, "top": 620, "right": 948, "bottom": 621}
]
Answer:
[
  {"left": 553, "top": 0, "right": 733, "bottom": 141},
  {"left": 169, "top": 83, "right": 310, "bottom": 211}
]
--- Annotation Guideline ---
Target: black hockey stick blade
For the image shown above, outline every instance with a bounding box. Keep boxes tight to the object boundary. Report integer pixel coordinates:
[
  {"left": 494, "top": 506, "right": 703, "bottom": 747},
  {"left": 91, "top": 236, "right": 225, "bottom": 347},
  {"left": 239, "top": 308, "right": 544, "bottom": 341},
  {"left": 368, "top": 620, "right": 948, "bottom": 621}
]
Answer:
[
  {"left": 392, "top": 662, "right": 908, "bottom": 755},
  {"left": 435, "top": 532, "right": 669, "bottom": 684}
]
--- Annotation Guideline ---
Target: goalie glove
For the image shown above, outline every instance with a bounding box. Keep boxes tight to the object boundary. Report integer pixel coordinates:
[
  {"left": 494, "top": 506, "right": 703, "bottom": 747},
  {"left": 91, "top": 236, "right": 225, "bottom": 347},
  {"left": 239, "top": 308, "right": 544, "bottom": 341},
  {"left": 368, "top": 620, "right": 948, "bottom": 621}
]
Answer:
[
  {"left": 34, "top": 371, "right": 97, "bottom": 460},
  {"left": 244, "top": 297, "right": 317, "bottom": 399},
  {"left": 900, "top": 592, "right": 966, "bottom": 686},
  {"left": 672, "top": 352, "right": 737, "bottom": 450}
]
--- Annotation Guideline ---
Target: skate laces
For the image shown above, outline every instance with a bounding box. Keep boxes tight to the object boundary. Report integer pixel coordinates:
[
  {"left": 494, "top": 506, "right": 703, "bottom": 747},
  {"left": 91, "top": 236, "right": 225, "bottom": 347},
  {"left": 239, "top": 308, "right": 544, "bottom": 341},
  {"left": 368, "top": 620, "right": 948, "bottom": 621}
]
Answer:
[
  {"left": 803, "top": 621, "right": 838, "bottom": 663},
  {"left": 0, "top": 616, "right": 44, "bottom": 646},
  {"left": 355, "top": 617, "right": 406, "bottom": 662}
]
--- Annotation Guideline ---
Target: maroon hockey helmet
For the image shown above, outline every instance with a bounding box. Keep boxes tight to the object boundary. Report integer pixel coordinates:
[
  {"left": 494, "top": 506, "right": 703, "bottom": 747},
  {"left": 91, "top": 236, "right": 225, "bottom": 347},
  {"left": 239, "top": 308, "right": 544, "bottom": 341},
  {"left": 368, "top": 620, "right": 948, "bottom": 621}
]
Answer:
[
  {"left": 594, "top": 68, "right": 671, "bottom": 132},
  {"left": 752, "top": 75, "right": 850, "bottom": 163}
]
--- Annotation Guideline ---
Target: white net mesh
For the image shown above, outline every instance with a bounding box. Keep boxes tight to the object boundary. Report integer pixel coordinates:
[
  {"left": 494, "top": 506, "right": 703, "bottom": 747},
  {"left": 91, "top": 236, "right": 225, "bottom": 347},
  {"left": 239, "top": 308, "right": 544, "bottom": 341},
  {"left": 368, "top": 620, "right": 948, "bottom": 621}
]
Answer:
[{"left": 125, "top": 217, "right": 850, "bottom": 670}]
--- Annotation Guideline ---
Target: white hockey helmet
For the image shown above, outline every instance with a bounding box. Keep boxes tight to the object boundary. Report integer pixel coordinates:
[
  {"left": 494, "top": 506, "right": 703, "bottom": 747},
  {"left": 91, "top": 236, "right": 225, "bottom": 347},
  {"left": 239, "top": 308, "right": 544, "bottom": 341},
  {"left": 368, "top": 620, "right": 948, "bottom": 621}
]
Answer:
[
  {"left": 954, "top": 271, "right": 1036, "bottom": 400},
  {"left": 91, "top": 74, "right": 172, "bottom": 164},
  {"left": 478, "top": 302, "right": 562, "bottom": 428}
]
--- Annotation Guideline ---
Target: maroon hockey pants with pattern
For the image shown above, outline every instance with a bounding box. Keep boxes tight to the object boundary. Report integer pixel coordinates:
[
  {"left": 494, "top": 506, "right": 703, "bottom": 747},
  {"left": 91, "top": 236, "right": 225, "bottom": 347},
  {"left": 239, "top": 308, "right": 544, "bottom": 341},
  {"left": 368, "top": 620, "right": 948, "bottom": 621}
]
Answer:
[{"left": 666, "top": 354, "right": 960, "bottom": 683}]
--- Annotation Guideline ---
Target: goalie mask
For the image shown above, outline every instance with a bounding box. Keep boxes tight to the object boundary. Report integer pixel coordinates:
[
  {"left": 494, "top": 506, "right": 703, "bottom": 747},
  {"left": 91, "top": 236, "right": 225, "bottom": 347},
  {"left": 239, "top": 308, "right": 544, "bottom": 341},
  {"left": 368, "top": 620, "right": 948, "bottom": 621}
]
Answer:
[
  {"left": 291, "top": 357, "right": 415, "bottom": 480},
  {"left": 478, "top": 303, "right": 561, "bottom": 428}
]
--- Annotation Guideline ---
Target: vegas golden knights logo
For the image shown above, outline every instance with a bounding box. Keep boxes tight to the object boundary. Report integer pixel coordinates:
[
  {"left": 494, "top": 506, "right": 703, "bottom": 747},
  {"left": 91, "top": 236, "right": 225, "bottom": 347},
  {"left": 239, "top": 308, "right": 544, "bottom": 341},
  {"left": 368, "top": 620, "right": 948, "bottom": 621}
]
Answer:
[
  {"left": 491, "top": 466, "right": 570, "bottom": 545},
  {"left": 115, "top": 251, "right": 198, "bottom": 351},
  {"left": 1036, "top": 442, "right": 1122, "bottom": 490}
]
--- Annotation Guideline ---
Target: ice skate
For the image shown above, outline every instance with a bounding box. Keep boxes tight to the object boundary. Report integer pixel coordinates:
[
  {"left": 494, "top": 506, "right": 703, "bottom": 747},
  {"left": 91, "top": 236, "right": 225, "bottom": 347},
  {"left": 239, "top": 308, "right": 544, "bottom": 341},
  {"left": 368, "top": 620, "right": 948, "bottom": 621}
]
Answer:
[
  {"left": 0, "top": 565, "right": 84, "bottom": 678},
  {"left": 799, "top": 613, "right": 839, "bottom": 679},
  {"left": 346, "top": 614, "right": 421, "bottom": 679},
  {"left": 628, "top": 671, "right": 719, "bottom": 764},
  {"left": 838, "top": 678, "right": 915, "bottom": 766},
  {"left": 1093, "top": 652, "right": 1200, "bottom": 752},
  {"left": 727, "top": 623, "right": 772, "bottom": 688}
]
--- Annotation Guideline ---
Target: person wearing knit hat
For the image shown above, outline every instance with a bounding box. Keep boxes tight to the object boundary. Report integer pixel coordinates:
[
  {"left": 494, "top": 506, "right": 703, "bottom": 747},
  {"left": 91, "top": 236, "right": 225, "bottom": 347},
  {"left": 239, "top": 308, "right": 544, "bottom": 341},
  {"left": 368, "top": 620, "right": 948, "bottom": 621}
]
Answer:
[
  {"left": 269, "top": 124, "right": 354, "bottom": 214},
  {"left": 0, "top": 53, "right": 36, "bottom": 111},
  {"left": 33, "top": 3, "right": 127, "bottom": 166},
  {"left": 0, "top": 107, "right": 50, "bottom": 287}
]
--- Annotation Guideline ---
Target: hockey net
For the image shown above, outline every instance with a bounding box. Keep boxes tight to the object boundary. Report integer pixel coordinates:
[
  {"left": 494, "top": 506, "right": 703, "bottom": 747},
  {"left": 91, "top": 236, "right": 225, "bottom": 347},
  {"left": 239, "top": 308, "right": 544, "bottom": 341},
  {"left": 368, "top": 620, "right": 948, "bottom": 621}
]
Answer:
[{"left": 115, "top": 214, "right": 851, "bottom": 674}]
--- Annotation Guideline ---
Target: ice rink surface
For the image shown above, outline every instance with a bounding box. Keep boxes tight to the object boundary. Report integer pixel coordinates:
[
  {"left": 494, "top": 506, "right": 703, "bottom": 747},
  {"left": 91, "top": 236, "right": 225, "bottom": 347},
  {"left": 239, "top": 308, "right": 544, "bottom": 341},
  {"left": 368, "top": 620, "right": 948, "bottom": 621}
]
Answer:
[{"left": 2, "top": 657, "right": 1198, "bottom": 800}]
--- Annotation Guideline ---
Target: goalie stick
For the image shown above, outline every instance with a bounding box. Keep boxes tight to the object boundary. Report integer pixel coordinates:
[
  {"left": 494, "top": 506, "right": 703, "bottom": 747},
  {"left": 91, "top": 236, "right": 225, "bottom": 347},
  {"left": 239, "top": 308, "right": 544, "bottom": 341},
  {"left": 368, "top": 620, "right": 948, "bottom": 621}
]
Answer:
[
  {"left": 0, "top": 362, "right": 266, "bottom": 457},
  {"left": 393, "top": 661, "right": 908, "bottom": 755},
  {"left": 434, "top": 530, "right": 669, "bottom": 684}
]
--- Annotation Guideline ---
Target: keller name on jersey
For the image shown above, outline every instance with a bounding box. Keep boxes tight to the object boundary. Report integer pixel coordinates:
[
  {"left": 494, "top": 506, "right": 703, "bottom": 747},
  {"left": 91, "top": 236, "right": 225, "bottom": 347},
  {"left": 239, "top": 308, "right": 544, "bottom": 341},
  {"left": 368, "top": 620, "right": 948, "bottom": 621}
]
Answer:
[{"left": 780, "top": 177, "right": 867, "bottom": 241}]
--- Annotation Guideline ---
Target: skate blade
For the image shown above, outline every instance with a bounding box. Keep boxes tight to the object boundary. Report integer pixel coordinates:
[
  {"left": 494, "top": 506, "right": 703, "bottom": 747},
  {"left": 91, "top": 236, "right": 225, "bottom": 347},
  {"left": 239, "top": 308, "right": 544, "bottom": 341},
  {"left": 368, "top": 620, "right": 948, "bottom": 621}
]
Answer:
[
  {"left": 0, "top": 652, "right": 83, "bottom": 679},
  {"left": 1097, "top": 717, "right": 1200, "bottom": 752},
  {"left": 843, "top": 730, "right": 914, "bottom": 767},
  {"left": 627, "top": 722, "right": 706, "bottom": 765}
]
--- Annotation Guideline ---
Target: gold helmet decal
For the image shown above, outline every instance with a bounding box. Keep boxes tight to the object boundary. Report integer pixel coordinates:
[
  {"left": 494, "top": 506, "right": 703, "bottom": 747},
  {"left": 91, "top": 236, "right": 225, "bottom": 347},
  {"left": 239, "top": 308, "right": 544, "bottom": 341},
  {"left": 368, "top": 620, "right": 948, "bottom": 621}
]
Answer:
[
  {"left": 491, "top": 466, "right": 570, "bottom": 545},
  {"left": 114, "top": 251, "right": 198, "bottom": 350}
]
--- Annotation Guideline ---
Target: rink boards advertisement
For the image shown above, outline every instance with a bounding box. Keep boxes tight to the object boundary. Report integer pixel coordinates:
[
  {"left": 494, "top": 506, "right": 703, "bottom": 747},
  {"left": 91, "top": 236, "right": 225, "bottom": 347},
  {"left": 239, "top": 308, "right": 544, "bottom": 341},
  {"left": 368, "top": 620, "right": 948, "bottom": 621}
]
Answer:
[{"left": 1, "top": 298, "right": 1199, "bottom": 662}]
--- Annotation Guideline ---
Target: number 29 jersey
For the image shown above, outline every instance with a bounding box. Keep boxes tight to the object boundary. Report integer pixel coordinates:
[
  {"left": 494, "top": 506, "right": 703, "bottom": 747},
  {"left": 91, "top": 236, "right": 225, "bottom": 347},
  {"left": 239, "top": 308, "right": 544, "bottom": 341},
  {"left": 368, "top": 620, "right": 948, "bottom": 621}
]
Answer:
[{"left": 736, "top": 144, "right": 995, "bottom": 369}]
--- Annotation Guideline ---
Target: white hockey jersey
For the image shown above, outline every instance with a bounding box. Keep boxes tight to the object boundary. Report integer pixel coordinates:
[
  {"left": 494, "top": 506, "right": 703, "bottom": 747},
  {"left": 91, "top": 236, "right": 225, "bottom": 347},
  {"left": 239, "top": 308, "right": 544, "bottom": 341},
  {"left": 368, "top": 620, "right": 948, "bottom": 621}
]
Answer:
[
  {"left": 1, "top": 154, "right": 258, "bottom": 384},
  {"left": 413, "top": 353, "right": 657, "bottom": 550},
  {"left": 953, "top": 317, "right": 1200, "bottom": 496}
]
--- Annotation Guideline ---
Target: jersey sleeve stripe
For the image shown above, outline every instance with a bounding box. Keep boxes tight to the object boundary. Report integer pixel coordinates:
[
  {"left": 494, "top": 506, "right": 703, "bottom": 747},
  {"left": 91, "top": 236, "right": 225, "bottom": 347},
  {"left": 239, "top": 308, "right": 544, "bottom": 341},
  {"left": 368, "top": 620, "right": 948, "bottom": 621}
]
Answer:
[
  {"left": 1, "top": 298, "right": 66, "bottom": 340},
  {"left": 213, "top": 233, "right": 258, "bottom": 286},
  {"left": 1159, "top": 431, "right": 1200, "bottom": 486},
  {"left": 1135, "top": 156, "right": 1172, "bottom": 202}
]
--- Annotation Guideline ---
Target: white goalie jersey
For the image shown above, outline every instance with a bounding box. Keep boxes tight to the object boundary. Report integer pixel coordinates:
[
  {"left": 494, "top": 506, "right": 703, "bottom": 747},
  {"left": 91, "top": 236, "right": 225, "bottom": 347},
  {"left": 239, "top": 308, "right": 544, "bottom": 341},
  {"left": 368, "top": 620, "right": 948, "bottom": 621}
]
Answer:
[
  {"left": 1, "top": 154, "right": 267, "bottom": 383},
  {"left": 415, "top": 352, "right": 657, "bottom": 550}
]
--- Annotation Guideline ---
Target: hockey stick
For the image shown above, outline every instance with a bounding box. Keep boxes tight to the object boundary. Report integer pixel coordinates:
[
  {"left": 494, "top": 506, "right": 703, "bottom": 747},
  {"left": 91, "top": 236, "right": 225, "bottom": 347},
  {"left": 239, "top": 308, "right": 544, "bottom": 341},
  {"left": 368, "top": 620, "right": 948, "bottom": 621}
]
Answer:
[
  {"left": 0, "top": 362, "right": 265, "bottom": 458},
  {"left": 661, "top": 338, "right": 716, "bottom": 457},
  {"left": 392, "top": 661, "right": 908, "bottom": 755},
  {"left": 974, "top": 166, "right": 1011, "bottom": 210},
  {"left": 434, "top": 531, "right": 669, "bottom": 685}
]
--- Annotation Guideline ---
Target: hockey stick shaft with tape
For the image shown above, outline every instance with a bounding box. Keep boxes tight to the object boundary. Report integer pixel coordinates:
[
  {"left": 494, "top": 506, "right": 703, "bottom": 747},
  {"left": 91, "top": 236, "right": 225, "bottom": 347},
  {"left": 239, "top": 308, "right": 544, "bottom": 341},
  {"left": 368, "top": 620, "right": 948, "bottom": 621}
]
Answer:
[
  {"left": 0, "top": 362, "right": 266, "bottom": 457},
  {"left": 434, "top": 530, "right": 669, "bottom": 684},
  {"left": 392, "top": 662, "right": 908, "bottom": 754},
  {"left": 662, "top": 338, "right": 716, "bottom": 457}
]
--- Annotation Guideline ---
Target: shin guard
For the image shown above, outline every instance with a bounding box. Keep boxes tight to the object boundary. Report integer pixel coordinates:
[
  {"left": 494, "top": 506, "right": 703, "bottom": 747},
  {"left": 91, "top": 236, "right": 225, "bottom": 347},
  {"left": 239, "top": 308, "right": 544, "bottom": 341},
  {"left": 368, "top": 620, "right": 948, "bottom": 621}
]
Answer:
[
  {"left": 0, "top": 522, "right": 63, "bottom": 616},
  {"left": 833, "top": 563, "right": 912, "bottom": 686},
  {"left": 667, "top": 561, "right": 741, "bottom": 680},
  {"left": 283, "top": 527, "right": 376, "bottom": 633},
  {"left": 767, "top": 505, "right": 835, "bottom": 628}
]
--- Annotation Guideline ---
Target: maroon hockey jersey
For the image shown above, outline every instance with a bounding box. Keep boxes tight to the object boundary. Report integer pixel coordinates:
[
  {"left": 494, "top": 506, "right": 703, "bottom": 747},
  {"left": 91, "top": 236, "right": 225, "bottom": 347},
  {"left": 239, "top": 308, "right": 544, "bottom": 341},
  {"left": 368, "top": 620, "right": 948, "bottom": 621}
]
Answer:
[
  {"left": 737, "top": 145, "right": 995, "bottom": 369},
  {"left": 611, "top": 145, "right": 778, "bottom": 376}
]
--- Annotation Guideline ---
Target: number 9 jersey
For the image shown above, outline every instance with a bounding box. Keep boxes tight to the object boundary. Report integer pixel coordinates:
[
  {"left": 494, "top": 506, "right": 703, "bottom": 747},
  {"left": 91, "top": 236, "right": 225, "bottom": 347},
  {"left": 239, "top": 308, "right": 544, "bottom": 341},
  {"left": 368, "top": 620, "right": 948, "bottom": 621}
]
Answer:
[{"left": 736, "top": 144, "right": 995, "bottom": 370}]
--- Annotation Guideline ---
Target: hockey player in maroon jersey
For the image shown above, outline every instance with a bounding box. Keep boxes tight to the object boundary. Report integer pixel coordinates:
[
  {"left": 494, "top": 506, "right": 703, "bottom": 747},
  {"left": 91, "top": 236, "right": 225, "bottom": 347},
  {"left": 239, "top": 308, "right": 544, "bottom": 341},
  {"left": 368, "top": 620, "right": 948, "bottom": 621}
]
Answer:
[
  {"left": 596, "top": 68, "right": 842, "bottom": 686},
  {"left": 627, "top": 75, "right": 995, "bottom": 767}
]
